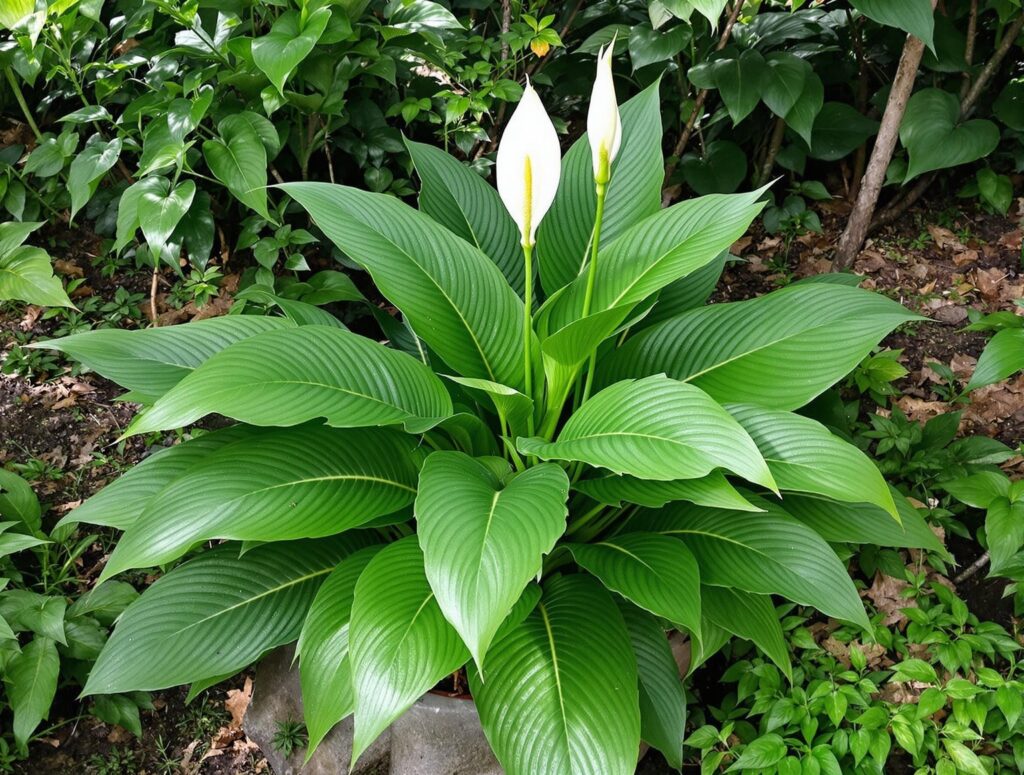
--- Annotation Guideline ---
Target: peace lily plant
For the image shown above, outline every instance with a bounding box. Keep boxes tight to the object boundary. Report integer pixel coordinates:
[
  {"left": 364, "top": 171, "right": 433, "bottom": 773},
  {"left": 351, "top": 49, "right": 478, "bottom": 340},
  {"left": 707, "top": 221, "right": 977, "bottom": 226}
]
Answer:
[{"left": 37, "top": 54, "right": 942, "bottom": 774}]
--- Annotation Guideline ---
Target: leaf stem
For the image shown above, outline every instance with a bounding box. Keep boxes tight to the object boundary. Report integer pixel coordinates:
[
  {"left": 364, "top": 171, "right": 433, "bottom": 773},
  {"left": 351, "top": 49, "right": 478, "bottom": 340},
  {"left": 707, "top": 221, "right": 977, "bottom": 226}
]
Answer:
[
  {"left": 578, "top": 181, "right": 608, "bottom": 408},
  {"left": 4, "top": 69, "right": 42, "bottom": 140}
]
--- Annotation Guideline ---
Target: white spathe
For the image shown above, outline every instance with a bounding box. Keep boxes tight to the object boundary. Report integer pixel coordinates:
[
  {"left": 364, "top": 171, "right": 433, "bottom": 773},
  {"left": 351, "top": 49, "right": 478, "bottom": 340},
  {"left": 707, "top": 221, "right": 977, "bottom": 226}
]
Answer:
[
  {"left": 587, "top": 42, "right": 622, "bottom": 183},
  {"left": 496, "top": 82, "right": 561, "bottom": 247}
]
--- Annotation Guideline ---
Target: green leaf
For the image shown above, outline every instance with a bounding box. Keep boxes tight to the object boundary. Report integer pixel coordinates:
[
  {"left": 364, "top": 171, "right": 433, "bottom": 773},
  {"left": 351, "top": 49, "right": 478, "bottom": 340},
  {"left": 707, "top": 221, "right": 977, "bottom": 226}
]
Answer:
[
  {"left": 781, "top": 490, "right": 948, "bottom": 555},
  {"left": 892, "top": 658, "right": 938, "bottom": 683},
  {"left": 85, "top": 536, "right": 370, "bottom": 694},
  {"left": 782, "top": 70, "right": 823, "bottom": 148},
  {"left": 985, "top": 499, "right": 1024, "bottom": 575},
  {"left": 544, "top": 188, "right": 766, "bottom": 330},
  {"left": 297, "top": 545, "right": 381, "bottom": 757},
  {"left": 0, "top": 592, "right": 66, "bottom": 644},
  {"left": 574, "top": 470, "right": 761, "bottom": 512},
  {"left": 348, "top": 537, "right": 468, "bottom": 768},
  {"left": 416, "top": 452, "right": 568, "bottom": 671},
  {"left": 444, "top": 376, "right": 534, "bottom": 440},
  {"left": 761, "top": 52, "right": 809, "bottom": 121},
  {"left": 100, "top": 426, "right": 420, "bottom": 579},
  {"left": 125, "top": 325, "right": 452, "bottom": 436},
  {"left": 725, "top": 404, "right": 896, "bottom": 517},
  {"left": 470, "top": 574, "right": 640, "bottom": 775},
  {"left": 519, "top": 375, "right": 775, "bottom": 489},
  {"left": 138, "top": 179, "right": 196, "bottom": 261},
  {"left": 727, "top": 733, "right": 786, "bottom": 771},
  {"left": 851, "top": 0, "right": 934, "bottom": 51},
  {"left": 631, "top": 500, "right": 869, "bottom": 627},
  {"left": 569, "top": 533, "right": 701, "bottom": 642},
  {"left": 68, "top": 137, "right": 122, "bottom": 219},
  {"left": 0, "top": 469, "right": 41, "bottom": 532},
  {"left": 690, "top": 50, "right": 768, "bottom": 125},
  {"left": 681, "top": 141, "right": 747, "bottom": 195},
  {"left": 900, "top": 89, "right": 999, "bottom": 182},
  {"left": 809, "top": 103, "right": 879, "bottom": 161},
  {"left": 66, "top": 581, "right": 139, "bottom": 627},
  {"left": 537, "top": 83, "right": 663, "bottom": 294},
  {"left": 940, "top": 471, "right": 1010, "bottom": 509},
  {"left": 405, "top": 138, "right": 522, "bottom": 295},
  {"left": 0, "top": 221, "right": 41, "bottom": 254},
  {"left": 253, "top": 7, "right": 331, "bottom": 94},
  {"left": 702, "top": 586, "right": 791, "bottom": 680},
  {"left": 281, "top": 182, "right": 525, "bottom": 387},
  {"left": 618, "top": 602, "right": 685, "bottom": 769},
  {"left": 35, "top": 316, "right": 293, "bottom": 397},
  {"left": 601, "top": 284, "right": 918, "bottom": 410},
  {"left": 0, "top": 246, "right": 74, "bottom": 307},
  {"left": 203, "top": 114, "right": 270, "bottom": 219},
  {"left": 59, "top": 426, "right": 254, "bottom": 531},
  {"left": 6, "top": 637, "right": 59, "bottom": 749},
  {"left": 996, "top": 684, "right": 1023, "bottom": 728},
  {"left": 628, "top": 24, "right": 690, "bottom": 71},
  {"left": 967, "top": 328, "right": 1024, "bottom": 391}
]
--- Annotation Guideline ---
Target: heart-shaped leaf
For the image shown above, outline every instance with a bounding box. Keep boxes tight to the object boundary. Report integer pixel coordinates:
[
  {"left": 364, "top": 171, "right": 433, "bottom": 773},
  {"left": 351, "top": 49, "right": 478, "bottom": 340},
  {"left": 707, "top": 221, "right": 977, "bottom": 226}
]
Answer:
[
  {"left": 900, "top": 89, "right": 999, "bottom": 181},
  {"left": 252, "top": 7, "right": 331, "bottom": 95},
  {"left": 416, "top": 451, "right": 569, "bottom": 671}
]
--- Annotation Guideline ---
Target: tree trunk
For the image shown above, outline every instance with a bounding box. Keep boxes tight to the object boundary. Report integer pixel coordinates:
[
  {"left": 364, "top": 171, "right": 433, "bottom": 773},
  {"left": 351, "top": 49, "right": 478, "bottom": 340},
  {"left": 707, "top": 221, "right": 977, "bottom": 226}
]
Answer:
[{"left": 832, "top": 26, "right": 931, "bottom": 270}]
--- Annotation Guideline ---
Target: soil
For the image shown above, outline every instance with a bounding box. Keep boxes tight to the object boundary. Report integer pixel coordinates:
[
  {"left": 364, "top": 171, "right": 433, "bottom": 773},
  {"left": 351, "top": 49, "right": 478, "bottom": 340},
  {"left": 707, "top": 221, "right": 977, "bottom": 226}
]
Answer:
[{"left": 2, "top": 192, "right": 1022, "bottom": 773}]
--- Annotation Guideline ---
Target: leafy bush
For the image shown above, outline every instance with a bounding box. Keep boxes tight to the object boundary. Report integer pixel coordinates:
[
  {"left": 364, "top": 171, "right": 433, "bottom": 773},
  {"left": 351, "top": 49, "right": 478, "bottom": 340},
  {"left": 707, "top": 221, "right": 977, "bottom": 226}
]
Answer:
[
  {"left": 0, "top": 468, "right": 145, "bottom": 753},
  {"left": 27, "top": 61, "right": 954, "bottom": 773}
]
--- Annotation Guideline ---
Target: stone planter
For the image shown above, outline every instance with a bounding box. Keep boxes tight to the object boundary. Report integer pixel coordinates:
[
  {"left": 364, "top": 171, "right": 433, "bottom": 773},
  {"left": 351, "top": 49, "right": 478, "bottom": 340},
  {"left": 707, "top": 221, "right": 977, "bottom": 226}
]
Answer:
[
  {"left": 245, "top": 634, "right": 692, "bottom": 774},
  {"left": 244, "top": 647, "right": 501, "bottom": 774}
]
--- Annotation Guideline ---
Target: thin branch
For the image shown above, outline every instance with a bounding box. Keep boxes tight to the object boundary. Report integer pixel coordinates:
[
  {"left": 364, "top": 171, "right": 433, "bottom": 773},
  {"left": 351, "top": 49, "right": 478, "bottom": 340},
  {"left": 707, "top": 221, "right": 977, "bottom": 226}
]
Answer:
[{"left": 954, "top": 551, "right": 988, "bottom": 585}]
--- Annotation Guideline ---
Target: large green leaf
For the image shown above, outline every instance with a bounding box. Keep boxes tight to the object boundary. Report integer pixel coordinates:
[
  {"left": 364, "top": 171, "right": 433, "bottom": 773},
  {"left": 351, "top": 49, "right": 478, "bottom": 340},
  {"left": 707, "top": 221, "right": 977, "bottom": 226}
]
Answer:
[
  {"left": 851, "top": 0, "right": 934, "bottom": 51},
  {"left": 574, "top": 470, "right": 760, "bottom": 512},
  {"left": 100, "top": 426, "right": 420, "bottom": 579},
  {"left": 689, "top": 50, "right": 768, "bottom": 125},
  {"left": 203, "top": 114, "right": 270, "bottom": 219},
  {"left": 631, "top": 500, "right": 869, "bottom": 627},
  {"left": 761, "top": 52, "right": 809, "bottom": 121},
  {"left": 125, "top": 325, "right": 452, "bottom": 436},
  {"left": 416, "top": 452, "right": 568, "bottom": 671},
  {"left": 967, "top": 328, "right": 1024, "bottom": 391},
  {"left": 58, "top": 426, "right": 253, "bottom": 531},
  {"left": 808, "top": 102, "right": 879, "bottom": 162},
  {"left": 405, "top": 138, "right": 523, "bottom": 295},
  {"left": 618, "top": 602, "right": 686, "bottom": 769},
  {"left": 84, "top": 536, "right": 370, "bottom": 694},
  {"left": 0, "top": 245, "right": 73, "bottom": 308},
  {"left": 35, "top": 316, "right": 293, "bottom": 398},
  {"left": 6, "top": 637, "right": 59, "bottom": 748},
  {"left": 252, "top": 7, "right": 331, "bottom": 94},
  {"left": 519, "top": 375, "right": 775, "bottom": 488},
  {"left": 701, "top": 586, "right": 790, "bottom": 679},
  {"left": 569, "top": 533, "right": 701, "bottom": 641},
  {"left": 348, "top": 538, "right": 468, "bottom": 768},
  {"left": 544, "top": 188, "right": 766, "bottom": 331},
  {"left": 470, "top": 574, "right": 640, "bottom": 775},
  {"left": 536, "top": 83, "right": 663, "bottom": 294},
  {"left": 137, "top": 178, "right": 196, "bottom": 260},
  {"left": 281, "top": 182, "right": 525, "bottom": 387},
  {"left": 781, "top": 490, "right": 948, "bottom": 556},
  {"left": 297, "top": 545, "right": 381, "bottom": 757},
  {"left": 900, "top": 89, "right": 999, "bottom": 182},
  {"left": 68, "top": 137, "right": 122, "bottom": 219},
  {"left": 0, "top": 469, "right": 41, "bottom": 532},
  {"left": 601, "top": 284, "right": 918, "bottom": 410},
  {"left": 726, "top": 404, "right": 896, "bottom": 517}
]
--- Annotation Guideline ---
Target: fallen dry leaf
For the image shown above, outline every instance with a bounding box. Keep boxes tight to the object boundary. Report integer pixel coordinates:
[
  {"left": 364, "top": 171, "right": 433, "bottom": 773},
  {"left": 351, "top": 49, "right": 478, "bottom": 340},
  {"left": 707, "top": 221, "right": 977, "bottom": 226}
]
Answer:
[
  {"left": 864, "top": 572, "right": 917, "bottom": 627},
  {"left": 226, "top": 676, "right": 253, "bottom": 729}
]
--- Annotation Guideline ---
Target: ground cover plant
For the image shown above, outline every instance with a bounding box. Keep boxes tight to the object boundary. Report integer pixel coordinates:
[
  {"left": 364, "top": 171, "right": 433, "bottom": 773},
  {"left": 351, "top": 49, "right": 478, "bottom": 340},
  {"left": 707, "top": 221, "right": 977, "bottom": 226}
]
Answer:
[{"left": 1, "top": 1, "right": 1023, "bottom": 773}]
